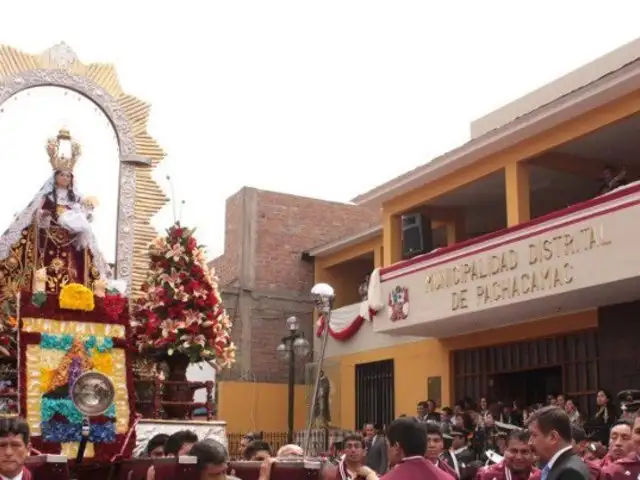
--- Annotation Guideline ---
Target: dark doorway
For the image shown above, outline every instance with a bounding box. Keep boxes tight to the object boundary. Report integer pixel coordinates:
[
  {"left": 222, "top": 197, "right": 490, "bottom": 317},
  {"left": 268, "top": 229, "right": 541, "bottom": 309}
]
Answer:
[
  {"left": 493, "top": 367, "right": 563, "bottom": 407},
  {"left": 452, "top": 330, "right": 599, "bottom": 415}
]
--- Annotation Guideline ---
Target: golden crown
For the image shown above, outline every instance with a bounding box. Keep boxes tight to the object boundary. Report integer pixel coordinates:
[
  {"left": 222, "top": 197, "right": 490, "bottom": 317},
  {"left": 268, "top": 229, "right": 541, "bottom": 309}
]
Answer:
[{"left": 47, "top": 128, "right": 82, "bottom": 172}]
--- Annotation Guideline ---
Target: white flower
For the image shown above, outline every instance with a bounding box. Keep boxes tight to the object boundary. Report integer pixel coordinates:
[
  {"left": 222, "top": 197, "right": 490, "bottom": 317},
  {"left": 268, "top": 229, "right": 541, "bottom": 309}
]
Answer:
[
  {"left": 193, "top": 287, "right": 208, "bottom": 299},
  {"left": 159, "top": 271, "right": 181, "bottom": 288},
  {"left": 184, "top": 309, "right": 201, "bottom": 326},
  {"left": 166, "top": 243, "right": 185, "bottom": 262}
]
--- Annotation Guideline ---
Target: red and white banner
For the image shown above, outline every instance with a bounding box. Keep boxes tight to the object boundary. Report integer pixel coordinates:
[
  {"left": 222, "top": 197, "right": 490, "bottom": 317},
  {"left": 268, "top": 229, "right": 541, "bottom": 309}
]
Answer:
[
  {"left": 316, "top": 301, "right": 376, "bottom": 341},
  {"left": 315, "top": 268, "right": 383, "bottom": 342}
]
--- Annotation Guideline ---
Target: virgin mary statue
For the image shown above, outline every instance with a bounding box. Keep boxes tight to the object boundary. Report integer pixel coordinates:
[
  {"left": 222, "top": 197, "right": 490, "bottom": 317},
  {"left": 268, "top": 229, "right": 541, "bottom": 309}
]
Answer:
[{"left": 0, "top": 128, "right": 111, "bottom": 301}]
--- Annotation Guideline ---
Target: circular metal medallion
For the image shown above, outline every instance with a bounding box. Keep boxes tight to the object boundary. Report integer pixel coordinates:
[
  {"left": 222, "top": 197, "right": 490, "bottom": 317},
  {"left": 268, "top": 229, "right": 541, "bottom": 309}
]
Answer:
[{"left": 70, "top": 371, "right": 116, "bottom": 417}]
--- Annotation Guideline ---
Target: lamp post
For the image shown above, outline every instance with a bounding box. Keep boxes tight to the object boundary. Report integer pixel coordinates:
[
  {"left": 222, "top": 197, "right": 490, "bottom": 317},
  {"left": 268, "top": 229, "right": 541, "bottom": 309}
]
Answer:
[{"left": 277, "top": 316, "right": 310, "bottom": 444}]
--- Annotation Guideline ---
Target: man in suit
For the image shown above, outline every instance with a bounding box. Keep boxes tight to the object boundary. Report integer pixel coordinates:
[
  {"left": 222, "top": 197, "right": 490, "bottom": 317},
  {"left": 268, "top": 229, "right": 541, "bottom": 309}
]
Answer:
[
  {"left": 526, "top": 406, "right": 589, "bottom": 480},
  {"left": 365, "top": 423, "right": 389, "bottom": 475}
]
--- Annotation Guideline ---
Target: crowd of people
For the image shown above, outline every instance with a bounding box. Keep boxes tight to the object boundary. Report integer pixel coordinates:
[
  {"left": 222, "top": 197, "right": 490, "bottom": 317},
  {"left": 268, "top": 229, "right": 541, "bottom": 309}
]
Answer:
[
  {"left": 227, "top": 389, "right": 639, "bottom": 480},
  {"left": 316, "top": 389, "right": 639, "bottom": 480},
  {"left": 0, "top": 388, "right": 639, "bottom": 480}
]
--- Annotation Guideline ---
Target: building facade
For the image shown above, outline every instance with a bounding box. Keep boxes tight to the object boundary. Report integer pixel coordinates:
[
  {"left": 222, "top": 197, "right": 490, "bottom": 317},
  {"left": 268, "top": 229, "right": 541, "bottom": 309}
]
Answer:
[{"left": 308, "top": 37, "right": 640, "bottom": 430}]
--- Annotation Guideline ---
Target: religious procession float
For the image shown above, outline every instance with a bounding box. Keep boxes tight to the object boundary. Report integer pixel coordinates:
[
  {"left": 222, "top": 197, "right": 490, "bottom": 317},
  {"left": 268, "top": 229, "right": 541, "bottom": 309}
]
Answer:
[{"left": 0, "top": 42, "right": 334, "bottom": 480}]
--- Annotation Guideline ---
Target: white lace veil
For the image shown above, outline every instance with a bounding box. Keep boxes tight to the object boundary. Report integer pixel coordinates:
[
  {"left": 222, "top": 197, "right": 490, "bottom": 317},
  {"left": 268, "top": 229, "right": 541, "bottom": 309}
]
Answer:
[{"left": 0, "top": 173, "right": 112, "bottom": 279}]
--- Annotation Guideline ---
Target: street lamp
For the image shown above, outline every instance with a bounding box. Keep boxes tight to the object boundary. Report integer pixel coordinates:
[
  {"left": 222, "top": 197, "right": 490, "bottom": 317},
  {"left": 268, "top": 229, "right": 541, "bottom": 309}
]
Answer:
[{"left": 277, "top": 315, "right": 310, "bottom": 443}]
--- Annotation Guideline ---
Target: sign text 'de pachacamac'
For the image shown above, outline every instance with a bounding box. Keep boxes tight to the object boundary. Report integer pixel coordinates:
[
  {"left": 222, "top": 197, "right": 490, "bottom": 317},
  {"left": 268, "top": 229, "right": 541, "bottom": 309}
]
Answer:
[{"left": 422, "top": 225, "right": 611, "bottom": 311}]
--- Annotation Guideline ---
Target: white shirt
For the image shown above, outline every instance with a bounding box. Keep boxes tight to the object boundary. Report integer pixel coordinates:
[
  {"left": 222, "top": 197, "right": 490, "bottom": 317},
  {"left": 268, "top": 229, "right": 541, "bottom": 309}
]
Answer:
[
  {"left": 546, "top": 446, "right": 573, "bottom": 469},
  {"left": 1, "top": 471, "right": 23, "bottom": 480}
]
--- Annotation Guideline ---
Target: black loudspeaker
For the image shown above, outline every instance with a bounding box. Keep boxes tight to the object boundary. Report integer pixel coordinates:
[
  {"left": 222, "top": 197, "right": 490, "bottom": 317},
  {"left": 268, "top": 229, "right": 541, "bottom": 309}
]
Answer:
[{"left": 401, "top": 213, "right": 433, "bottom": 259}]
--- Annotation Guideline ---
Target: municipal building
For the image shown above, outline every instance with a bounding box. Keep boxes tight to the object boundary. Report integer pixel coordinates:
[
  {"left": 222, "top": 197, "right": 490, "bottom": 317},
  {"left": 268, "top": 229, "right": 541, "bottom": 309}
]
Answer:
[{"left": 306, "top": 37, "right": 640, "bottom": 430}]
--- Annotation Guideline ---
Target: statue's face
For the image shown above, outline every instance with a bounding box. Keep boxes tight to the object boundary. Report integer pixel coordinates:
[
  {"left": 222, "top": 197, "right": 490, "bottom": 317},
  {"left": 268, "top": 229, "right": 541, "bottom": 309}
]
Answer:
[{"left": 55, "top": 171, "right": 72, "bottom": 188}]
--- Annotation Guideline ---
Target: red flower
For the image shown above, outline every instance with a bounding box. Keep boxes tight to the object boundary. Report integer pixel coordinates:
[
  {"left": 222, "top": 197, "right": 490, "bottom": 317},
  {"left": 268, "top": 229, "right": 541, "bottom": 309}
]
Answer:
[
  {"left": 103, "top": 294, "right": 126, "bottom": 321},
  {"left": 186, "top": 323, "right": 200, "bottom": 334},
  {"left": 187, "top": 237, "right": 197, "bottom": 251},
  {"left": 206, "top": 292, "right": 218, "bottom": 306}
]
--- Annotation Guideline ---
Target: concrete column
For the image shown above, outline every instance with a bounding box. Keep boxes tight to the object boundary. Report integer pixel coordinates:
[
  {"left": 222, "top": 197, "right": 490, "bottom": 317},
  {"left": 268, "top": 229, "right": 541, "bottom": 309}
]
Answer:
[
  {"left": 505, "top": 162, "right": 531, "bottom": 227},
  {"left": 445, "top": 214, "right": 466, "bottom": 246},
  {"left": 373, "top": 244, "right": 384, "bottom": 269},
  {"left": 382, "top": 212, "right": 402, "bottom": 267}
]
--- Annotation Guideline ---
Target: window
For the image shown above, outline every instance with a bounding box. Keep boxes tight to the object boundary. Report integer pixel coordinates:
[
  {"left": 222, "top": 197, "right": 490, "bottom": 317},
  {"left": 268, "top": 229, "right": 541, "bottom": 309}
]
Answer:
[{"left": 355, "top": 359, "right": 394, "bottom": 429}]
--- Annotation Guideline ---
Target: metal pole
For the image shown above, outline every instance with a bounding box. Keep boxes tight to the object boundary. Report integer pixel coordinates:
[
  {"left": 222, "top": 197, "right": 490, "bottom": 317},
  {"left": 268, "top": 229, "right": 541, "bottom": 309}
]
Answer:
[
  {"left": 303, "top": 314, "right": 331, "bottom": 457},
  {"left": 287, "top": 335, "right": 296, "bottom": 444}
]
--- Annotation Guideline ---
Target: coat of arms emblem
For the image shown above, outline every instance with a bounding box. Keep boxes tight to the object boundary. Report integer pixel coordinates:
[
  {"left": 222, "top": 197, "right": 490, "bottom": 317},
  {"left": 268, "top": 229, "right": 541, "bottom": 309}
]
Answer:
[{"left": 388, "top": 285, "right": 409, "bottom": 321}]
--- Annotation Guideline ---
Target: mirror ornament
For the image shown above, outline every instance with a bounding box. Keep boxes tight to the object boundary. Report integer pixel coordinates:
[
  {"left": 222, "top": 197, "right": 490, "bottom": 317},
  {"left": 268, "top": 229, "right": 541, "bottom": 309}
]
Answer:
[{"left": 0, "top": 43, "right": 167, "bottom": 295}]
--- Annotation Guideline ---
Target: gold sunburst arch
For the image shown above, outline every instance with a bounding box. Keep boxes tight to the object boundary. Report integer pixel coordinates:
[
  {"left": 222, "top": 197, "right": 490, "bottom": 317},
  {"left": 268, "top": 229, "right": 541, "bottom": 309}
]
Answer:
[{"left": 0, "top": 42, "right": 167, "bottom": 297}]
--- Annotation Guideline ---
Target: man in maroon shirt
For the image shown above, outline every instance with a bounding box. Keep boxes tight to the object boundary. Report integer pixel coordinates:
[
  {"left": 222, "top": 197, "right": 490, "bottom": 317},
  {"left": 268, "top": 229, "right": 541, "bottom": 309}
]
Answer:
[
  {"left": 382, "top": 417, "right": 451, "bottom": 480},
  {"left": 600, "top": 411, "right": 640, "bottom": 480},
  {"left": 476, "top": 430, "right": 539, "bottom": 480},
  {"left": 423, "top": 423, "right": 458, "bottom": 479},
  {"left": 0, "top": 418, "right": 32, "bottom": 480}
]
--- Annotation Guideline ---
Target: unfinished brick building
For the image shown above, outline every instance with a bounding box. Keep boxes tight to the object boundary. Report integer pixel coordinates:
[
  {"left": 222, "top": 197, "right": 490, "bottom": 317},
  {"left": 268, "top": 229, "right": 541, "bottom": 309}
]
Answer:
[{"left": 210, "top": 187, "right": 378, "bottom": 383}]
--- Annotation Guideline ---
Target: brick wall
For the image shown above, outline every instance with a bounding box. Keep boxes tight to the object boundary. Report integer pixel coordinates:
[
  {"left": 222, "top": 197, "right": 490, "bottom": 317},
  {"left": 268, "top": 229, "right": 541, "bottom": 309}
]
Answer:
[
  {"left": 253, "top": 189, "right": 379, "bottom": 292},
  {"left": 210, "top": 191, "right": 243, "bottom": 286},
  {"left": 211, "top": 187, "right": 380, "bottom": 383}
]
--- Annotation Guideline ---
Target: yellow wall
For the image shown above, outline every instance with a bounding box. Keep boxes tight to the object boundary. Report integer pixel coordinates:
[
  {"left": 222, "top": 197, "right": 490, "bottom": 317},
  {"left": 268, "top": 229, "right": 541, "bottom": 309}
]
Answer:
[
  {"left": 217, "top": 381, "right": 308, "bottom": 433},
  {"left": 326, "top": 310, "right": 597, "bottom": 429},
  {"left": 328, "top": 339, "right": 449, "bottom": 429}
]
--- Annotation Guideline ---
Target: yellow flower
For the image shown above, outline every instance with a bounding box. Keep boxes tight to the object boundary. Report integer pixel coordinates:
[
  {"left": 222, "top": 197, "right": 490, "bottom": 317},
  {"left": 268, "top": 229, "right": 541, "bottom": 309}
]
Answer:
[{"left": 59, "top": 283, "right": 95, "bottom": 311}]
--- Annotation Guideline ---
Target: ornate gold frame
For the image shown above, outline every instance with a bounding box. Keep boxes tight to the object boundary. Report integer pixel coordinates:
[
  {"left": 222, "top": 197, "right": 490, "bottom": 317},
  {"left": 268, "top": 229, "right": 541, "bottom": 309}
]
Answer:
[{"left": 0, "top": 42, "right": 167, "bottom": 296}]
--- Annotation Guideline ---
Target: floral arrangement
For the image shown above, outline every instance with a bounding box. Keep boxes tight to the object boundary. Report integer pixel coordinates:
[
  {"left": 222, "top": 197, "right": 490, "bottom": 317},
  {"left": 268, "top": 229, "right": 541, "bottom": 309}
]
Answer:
[
  {"left": 59, "top": 283, "right": 95, "bottom": 312},
  {"left": 131, "top": 223, "right": 236, "bottom": 367}
]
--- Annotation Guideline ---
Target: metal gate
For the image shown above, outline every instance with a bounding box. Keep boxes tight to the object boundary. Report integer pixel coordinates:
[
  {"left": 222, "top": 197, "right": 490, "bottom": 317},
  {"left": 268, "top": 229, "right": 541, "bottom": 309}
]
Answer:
[{"left": 355, "top": 359, "right": 394, "bottom": 429}]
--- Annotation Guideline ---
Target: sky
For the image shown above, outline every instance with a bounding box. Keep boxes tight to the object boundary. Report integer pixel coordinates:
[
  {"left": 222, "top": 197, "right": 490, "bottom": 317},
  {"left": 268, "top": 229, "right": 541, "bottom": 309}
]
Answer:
[{"left": 1, "top": 1, "right": 640, "bottom": 262}]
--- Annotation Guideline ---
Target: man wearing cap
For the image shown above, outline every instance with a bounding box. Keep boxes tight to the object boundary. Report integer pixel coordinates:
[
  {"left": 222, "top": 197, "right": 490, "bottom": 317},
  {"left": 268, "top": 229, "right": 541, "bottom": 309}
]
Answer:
[
  {"left": 599, "top": 412, "right": 640, "bottom": 480},
  {"left": 441, "top": 427, "right": 475, "bottom": 478},
  {"left": 476, "top": 430, "right": 539, "bottom": 480},
  {"left": 618, "top": 391, "right": 640, "bottom": 421}
]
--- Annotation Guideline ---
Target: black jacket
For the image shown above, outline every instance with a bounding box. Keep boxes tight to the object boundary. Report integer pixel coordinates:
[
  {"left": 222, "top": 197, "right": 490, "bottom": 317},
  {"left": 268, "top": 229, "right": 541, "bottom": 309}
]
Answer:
[
  {"left": 547, "top": 448, "right": 590, "bottom": 480},
  {"left": 442, "top": 448, "right": 477, "bottom": 480},
  {"left": 365, "top": 434, "right": 388, "bottom": 476}
]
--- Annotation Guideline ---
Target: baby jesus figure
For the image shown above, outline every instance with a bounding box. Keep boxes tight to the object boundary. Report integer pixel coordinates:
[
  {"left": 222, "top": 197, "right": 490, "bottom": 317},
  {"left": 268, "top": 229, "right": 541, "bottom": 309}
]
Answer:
[{"left": 57, "top": 196, "right": 99, "bottom": 250}]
